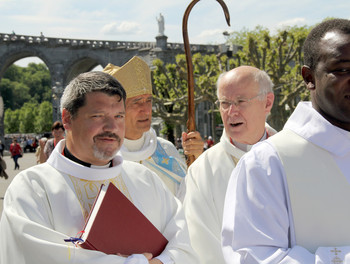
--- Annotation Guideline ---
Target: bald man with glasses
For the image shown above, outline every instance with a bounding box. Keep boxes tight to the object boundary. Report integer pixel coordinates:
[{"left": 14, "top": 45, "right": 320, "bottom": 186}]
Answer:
[{"left": 183, "top": 66, "right": 276, "bottom": 264}]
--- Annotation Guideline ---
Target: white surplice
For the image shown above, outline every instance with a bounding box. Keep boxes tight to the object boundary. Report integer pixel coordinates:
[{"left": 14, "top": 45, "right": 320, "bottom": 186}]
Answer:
[
  {"left": 222, "top": 102, "right": 350, "bottom": 264},
  {"left": 0, "top": 140, "right": 198, "bottom": 264},
  {"left": 121, "top": 128, "right": 186, "bottom": 197},
  {"left": 183, "top": 124, "right": 276, "bottom": 264}
]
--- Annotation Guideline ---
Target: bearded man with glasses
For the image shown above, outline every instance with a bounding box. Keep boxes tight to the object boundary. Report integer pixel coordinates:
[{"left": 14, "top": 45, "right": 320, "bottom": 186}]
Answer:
[{"left": 183, "top": 65, "right": 276, "bottom": 264}]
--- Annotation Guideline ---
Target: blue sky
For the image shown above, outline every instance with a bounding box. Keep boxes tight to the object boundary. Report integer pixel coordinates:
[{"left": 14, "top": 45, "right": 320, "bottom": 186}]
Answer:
[{"left": 1, "top": 0, "right": 350, "bottom": 65}]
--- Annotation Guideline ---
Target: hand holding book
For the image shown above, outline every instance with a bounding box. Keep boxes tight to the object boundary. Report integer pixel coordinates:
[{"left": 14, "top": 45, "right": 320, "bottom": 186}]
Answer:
[{"left": 78, "top": 182, "right": 168, "bottom": 256}]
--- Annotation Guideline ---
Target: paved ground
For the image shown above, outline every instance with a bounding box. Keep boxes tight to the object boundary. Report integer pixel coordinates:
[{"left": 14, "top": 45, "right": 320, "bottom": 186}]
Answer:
[{"left": 0, "top": 152, "right": 37, "bottom": 218}]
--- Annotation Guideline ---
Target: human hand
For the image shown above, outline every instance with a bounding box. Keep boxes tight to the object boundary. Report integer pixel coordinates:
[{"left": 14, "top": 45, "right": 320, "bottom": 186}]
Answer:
[
  {"left": 39, "top": 138, "right": 47, "bottom": 148},
  {"left": 149, "top": 258, "right": 163, "bottom": 264},
  {"left": 142, "top": 253, "right": 153, "bottom": 260},
  {"left": 182, "top": 131, "right": 204, "bottom": 160},
  {"left": 122, "top": 253, "right": 153, "bottom": 263}
]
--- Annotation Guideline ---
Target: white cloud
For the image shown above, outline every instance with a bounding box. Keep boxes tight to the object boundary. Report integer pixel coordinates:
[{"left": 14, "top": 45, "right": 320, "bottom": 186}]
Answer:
[
  {"left": 101, "top": 21, "right": 141, "bottom": 35},
  {"left": 277, "top": 18, "right": 307, "bottom": 28},
  {"left": 3, "top": 0, "right": 350, "bottom": 44},
  {"left": 193, "top": 28, "right": 227, "bottom": 44}
]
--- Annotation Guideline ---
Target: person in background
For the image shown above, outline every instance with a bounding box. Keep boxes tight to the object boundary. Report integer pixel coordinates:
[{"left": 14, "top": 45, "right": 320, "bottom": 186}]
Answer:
[
  {"left": 35, "top": 137, "right": 47, "bottom": 164},
  {"left": 203, "top": 136, "right": 208, "bottom": 151},
  {"left": 9, "top": 138, "right": 22, "bottom": 170},
  {"left": 0, "top": 71, "right": 198, "bottom": 264},
  {"left": 222, "top": 18, "right": 350, "bottom": 263},
  {"left": 0, "top": 154, "right": 8, "bottom": 180},
  {"left": 183, "top": 66, "right": 276, "bottom": 264},
  {"left": 0, "top": 140, "right": 5, "bottom": 157},
  {"left": 206, "top": 136, "right": 214, "bottom": 148},
  {"left": 39, "top": 121, "right": 65, "bottom": 163},
  {"left": 103, "top": 56, "right": 203, "bottom": 200}
]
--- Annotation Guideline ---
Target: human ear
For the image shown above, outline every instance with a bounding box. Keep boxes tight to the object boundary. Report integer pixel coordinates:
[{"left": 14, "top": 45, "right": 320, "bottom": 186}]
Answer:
[
  {"left": 265, "top": 92, "right": 275, "bottom": 113},
  {"left": 61, "top": 109, "right": 72, "bottom": 130},
  {"left": 301, "top": 65, "right": 315, "bottom": 91}
]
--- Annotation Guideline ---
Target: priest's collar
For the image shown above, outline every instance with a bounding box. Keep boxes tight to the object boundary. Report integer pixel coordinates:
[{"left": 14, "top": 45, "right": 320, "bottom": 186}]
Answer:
[
  {"left": 63, "top": 145, "right": 112, "bottom": 168},
  {"left": 231, "top": 130, "right": 267, "bottom": 152},
  {"left": 46, "top": 140, "right": 123, "bottom": 181},
  {"left": 120, "top": 128, "right": 158, "bottom": 162},
  {"left": 123, "top": 133, "right": 146, "bottom": 151}
]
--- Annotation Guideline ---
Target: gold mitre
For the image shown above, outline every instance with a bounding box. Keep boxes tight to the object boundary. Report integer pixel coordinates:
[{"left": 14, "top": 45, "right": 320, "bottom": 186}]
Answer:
[{"left": 103, "top": 56, "right": 152, "bottom": 98}]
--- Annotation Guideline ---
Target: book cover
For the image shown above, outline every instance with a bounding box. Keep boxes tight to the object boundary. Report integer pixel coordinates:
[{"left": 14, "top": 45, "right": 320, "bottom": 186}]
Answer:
[{"left": 79, "top": 182, "right": 168, "bottom": 256}]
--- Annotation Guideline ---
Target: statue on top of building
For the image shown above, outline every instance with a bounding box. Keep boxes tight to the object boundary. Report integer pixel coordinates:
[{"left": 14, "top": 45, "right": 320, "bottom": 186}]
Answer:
[{"left": 157, "top": 13, "right": 165, "bottom": 36}]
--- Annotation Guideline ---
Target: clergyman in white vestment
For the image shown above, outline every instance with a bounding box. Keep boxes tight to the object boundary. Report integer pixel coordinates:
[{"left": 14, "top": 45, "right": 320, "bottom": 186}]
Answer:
[
  {"left": 222, "top": 18, "right": 350, "bottom": 264},
  {"left": 183, "top": 66, "right": 276, "bottom": 264},
  {"left": 103, "top": 57, "right": 203, "bottom": 200},
  {"left": 0, "top": 71, "right": 198, "bottom": 264}
]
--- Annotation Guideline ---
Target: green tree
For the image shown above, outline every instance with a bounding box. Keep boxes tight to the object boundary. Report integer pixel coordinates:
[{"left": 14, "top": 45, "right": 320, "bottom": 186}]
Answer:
[
  {"left": 0, "top": 63, "right": 51, "bottom": 110},
  {"left": 24, "top": 63, "right": 52, "bottom": 102},
  {"left": 3, "top": 63, "right": 22, "bottom": 80},
  {"left": 4, "top": 108, "right": 20, "bottom": 133},
  {"left": 12, "top": 82, "right": 31, "bottom": 109},
  {"left": 4, "top": 100, "right": 52, "bottom": 133},
  {"left": 35, "top": 101, "right": 53, "bottom": 133},
  {"left": 152, "top": 53, "right": 225, "bottom": 139},
  {"left": 0, "top": 78, "right": 15, "bottom": 109},
  {"left": 228, "top": 25, "right": 311, "bottom": 130},
  {"left": 2, "top": 63, "right": 52, "bottom": 134},
  {"left": 18, "top": 101, "right": 39, "bottom": 133},
  {"left": 152, "top": 56, "right": 188, "bottom": 127}
]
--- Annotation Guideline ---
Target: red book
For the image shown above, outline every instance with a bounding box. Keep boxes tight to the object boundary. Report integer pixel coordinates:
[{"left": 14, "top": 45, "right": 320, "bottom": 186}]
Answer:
[{"left": 79, "top": 182, "right": 168, "bottom": 256}]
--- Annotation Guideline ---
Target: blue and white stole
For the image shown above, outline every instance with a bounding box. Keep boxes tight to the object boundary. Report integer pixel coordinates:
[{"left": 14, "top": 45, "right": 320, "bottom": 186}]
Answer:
[{"left": 144, "top": 141, "right": 186, "bottom": 185}]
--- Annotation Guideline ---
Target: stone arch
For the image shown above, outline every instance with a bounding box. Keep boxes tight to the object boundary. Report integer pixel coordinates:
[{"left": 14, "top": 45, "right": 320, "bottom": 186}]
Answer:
[
  {"left": 63, "top": 55, "right": 104, "bottom": 86},
  {"left": 49, "top": 55, "right": 105, "bottom": 121},
  {"left": 0, "top": 31, "right": 222, "bottom": 139},
  {"left": 0, "top": 48, "right": 51, "bottom": 79},
  {"left": 0, "top": 48, "right": 53, "bottom": 137}
]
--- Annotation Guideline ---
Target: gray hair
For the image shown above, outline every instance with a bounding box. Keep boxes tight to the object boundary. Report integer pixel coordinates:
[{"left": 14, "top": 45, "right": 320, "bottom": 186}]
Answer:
[
  {"left": 216, "top": 68, "right": 274, "bottom": 98},
  {"left": 60, "top": 71, "right": 126, "bottom": 118}
]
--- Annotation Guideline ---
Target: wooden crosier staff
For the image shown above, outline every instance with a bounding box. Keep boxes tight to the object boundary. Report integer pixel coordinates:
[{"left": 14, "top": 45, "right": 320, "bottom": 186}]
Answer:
[{"left": 182, "top": 0, "right": 231, "bottom": 166}]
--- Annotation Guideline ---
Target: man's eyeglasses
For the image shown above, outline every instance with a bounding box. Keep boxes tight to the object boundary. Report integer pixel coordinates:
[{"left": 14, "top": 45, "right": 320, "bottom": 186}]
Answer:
[{"left": 215, "top": 93, "right": 263, "bottom": 110}]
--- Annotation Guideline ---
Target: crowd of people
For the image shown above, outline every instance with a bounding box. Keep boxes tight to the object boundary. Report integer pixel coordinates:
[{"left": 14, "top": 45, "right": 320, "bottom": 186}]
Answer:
[
  {"left": 1, "top": 129, "right": 62, "bottom": 173},
  {"left": 0, "top": 18, "right": 349, "bottom": 264}
]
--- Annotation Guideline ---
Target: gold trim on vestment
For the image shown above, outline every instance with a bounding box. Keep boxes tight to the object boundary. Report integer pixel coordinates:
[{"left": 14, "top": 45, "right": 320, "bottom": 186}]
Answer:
[{"left": 69, "top": 174, "right": 132, "bottom": 220}]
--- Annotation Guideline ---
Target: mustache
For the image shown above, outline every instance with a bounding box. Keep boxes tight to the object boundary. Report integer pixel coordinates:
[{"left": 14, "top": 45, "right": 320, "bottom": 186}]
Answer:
[{"left": 93, "top": 132, "right": 121, "bottom": 143}]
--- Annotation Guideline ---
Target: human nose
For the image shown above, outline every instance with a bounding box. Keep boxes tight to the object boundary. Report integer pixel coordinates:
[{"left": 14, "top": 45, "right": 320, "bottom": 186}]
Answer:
[
  {"left": 227, "top": 101, "right": 240, "bottom": 113},
  {"left": 103, "top": 116, "right": 119, "bottom": 131}
]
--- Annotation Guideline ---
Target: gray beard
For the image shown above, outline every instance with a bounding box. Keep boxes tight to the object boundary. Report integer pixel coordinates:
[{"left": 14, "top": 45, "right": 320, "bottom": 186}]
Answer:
[{"left": 92, "top": 145, "right": 118, "bottom": 161}]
